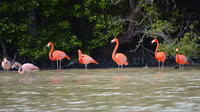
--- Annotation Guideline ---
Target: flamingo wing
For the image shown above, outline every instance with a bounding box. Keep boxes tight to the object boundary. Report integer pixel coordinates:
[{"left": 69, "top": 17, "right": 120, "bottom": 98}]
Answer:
[
  {"left": 1, "top": 58, "right": 11, "bottom": 70},
  {"left": 114, "top": 53, "right": 128, "bottom": 65},
  {"left": 23, "top": 63, "right": 39, "bottom": 71},
  {"left": 52, "top": 50, "right": 67, "bottom": 60},
  {"left": 156, "top": 52, "right": 166, "bottom": 62},
  {"left": 82, "top": 54, "right": 98, "bottom": 64},
  {"left": 178, "top": 55, "right": 188, "bottom": 64}
]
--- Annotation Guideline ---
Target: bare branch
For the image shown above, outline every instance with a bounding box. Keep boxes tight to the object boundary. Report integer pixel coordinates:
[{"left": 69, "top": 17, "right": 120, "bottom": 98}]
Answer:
[
  {"left": 129, "top": 30, "right": 148, "bottom": 52},
  {"left": 110, "top": 0, "right": 123, "bottom": 5},
  {"left": 176, "top": 18, "right": 190, "bottom": 38}
]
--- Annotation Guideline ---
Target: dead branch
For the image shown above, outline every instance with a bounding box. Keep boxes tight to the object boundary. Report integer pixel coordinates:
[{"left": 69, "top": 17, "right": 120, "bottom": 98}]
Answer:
[
  {"left": 110, "top": 0, "right": 123, "bottom": 5},
  {"left": 129, "top": 30, "right": 148, "bottom": 52},
  {"left": 176, "top": 18, "right": 190, "bottom": 38}
]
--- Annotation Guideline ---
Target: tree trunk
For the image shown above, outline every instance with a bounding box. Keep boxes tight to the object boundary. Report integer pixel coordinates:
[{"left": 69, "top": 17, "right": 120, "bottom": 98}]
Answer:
[
  {"left": 0, "top": 40, "right": 8, "bottom": 58},
  {"left": 28, "top": 9, "right": 37, "bottom": 36}
]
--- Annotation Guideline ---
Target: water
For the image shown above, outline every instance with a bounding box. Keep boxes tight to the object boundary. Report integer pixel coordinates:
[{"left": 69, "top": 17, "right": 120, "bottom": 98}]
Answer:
[{"left": 0, "top": 67, "right": 200, "bottom": 112}]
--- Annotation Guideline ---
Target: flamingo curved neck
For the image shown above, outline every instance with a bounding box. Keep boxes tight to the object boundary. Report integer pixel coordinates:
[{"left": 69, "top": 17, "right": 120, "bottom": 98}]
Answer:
[
  {"left": 49, "top": 44, "right": 55, "bottom": 60},
  {"left": 18, "top": 67, "right": 24, "bottom": 74},
  {"left": 155, "top": 41, "right": 159, "bottom": 56},
  {"left": 78, "top": 51, "right": 83, "bottom": 62},
  {"left": 112, "top": 40, "right": 119, "bottom": 59},
  {"left": 176, "top": 52, "right": 179, "bottom": 61}
]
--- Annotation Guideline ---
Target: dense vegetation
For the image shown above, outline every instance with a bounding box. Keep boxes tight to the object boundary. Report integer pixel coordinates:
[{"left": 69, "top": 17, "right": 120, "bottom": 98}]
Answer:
[{"left": 0, "top": 0, "right": 200, "bottom": 68}]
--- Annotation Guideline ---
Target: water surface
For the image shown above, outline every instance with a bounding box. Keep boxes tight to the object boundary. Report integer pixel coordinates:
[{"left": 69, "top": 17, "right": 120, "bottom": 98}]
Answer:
[{"left": 0, "top": 67, "right": 200, "bottom": 112}]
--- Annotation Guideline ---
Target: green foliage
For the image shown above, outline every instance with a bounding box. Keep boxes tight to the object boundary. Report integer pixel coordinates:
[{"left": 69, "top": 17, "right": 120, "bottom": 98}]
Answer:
[
  {"left": 140, "top": 1, "right": 200, "bottom": 58},
  {"left": 0, "top": 0, "right": 82, "bottom": 60},
  {"left": 72, "top": 0, "right": 124, "bottom": 51},
  {"left": 160, "top": 32, "right": 200, "bottom": 57},
  {"left": 149, "top": 20, "right": 174, "bottom": 35}
]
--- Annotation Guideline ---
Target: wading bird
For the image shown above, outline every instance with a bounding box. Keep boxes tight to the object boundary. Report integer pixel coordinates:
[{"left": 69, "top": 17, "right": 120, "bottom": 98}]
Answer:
[
  {"left": 111, "top": 38, "right": 128, "bottom": 71},
  {"left": 1, "top": 58, "right": 11, "bottom": 71},
  {"left": 17, "top": 63, "right": 39, "bottom": 74},
  {"left": 78, "top": 49, "right": 98, "bottom": 72},
  {"left": 175, "top": 48, "right": 188, "bottom": 70},
  {"left": 47, "top": 42, "right": 71, "bottom": 71},
  {"left": 151, "top": 38, "right": 166, "bottom": 72}
]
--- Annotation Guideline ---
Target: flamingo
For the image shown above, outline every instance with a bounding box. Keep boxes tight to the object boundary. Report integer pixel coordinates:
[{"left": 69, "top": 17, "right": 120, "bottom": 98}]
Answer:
[
  {"left": 1, "top": 58, "right": 11, "bottom": 71},
  {"left": 111, "top": 38, "right": 128, "bottom": 71},
  {"left": 151, "top": 38, "right": 166, "bottom": 72},
  {"left": 78, "top": 49, "right": 98, "bottom": 72},
  {"left": 47, "top": 42, "right": 71, "bottom": 71},
  {"left": 175, "top": 48, "right": 188, "bottom": 70},
  {"left": 18, "top": 63, "right": 39, "bottom": 74}
]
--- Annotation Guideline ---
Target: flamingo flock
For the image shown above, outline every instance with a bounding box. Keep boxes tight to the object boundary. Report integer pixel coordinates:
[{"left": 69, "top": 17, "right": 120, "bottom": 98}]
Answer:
[{"left": 0, "top": 37, "right": 189, "bottom": 73}]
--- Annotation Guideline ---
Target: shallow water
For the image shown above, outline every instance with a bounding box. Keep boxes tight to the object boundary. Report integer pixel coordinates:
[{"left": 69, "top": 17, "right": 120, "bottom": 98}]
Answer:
[{"left": 0, "top": 67, "right": 200, "bottom": 112}]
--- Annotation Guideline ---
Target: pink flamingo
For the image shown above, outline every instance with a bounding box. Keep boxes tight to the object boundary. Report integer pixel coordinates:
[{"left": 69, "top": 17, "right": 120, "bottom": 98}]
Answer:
[
  {"left": 78, "top": 49, "right": 98, "bottom": 72},
  {"left": 151, "top": 38, "right": 166, "bottom": 72},
  {"left": 111, "top": 38, "right": 128, "bottom": 71},
  {"left": 175, "top": 48, "right": 188, "bottom": 70},
  {"left": 17, "top": 63, "right": 39, "bottom": 74},
  {"left": 1, "top": 58, "right": 11, "bottom": 71},
  {"left": 47, "top": 42, "right": 71, "bottom": 71}
]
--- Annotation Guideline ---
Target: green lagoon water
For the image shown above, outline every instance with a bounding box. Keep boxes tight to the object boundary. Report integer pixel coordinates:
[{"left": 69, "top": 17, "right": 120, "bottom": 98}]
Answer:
[{"left": 0, "top": 67, "right": 200, "bottom": 112}]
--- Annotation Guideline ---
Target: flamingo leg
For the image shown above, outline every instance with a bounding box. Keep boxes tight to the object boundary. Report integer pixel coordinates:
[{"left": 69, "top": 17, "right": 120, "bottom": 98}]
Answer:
[
  {"left": 60, "top": 60, "right": 62, "bottom": 71},
  {"left": 158, "top": 61, "right": 161, "bottom": 72},
  {"left": 181, "top": 64, "right": 183, "bottom": 71},
  {"left": 118, "top": 65, "right": 120, "bottom": 71},
  {"left": 56, "top": 60, "right": 59, "bottom": 71},
  {"left": 120, "top": 65, "right": 123, "bottom": 72},
  {"left": 85, "top": 64, "right": 88, "bottom": 72},
  {"left": 162, "top": 61, "right": 164, "bottom": 71}
]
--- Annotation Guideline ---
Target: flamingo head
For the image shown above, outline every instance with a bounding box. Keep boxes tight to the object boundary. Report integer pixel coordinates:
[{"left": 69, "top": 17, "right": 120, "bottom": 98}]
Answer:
[
  {"left": 11, "top": 62, "right": 22, "bottom": 69},
  {"left": 175, "top": 48, "right": 179, "bottom": 52},
  {"left": 3, "top": 58, "right": 7, "bottom": 61},
  {"left": 78, "top": 49, "right": 82, "bottom": 55},
  {"left": 18, "top": 67, "right": 24, "bottom": 74},
  {"left": 46, "top": 42, "right": 53, "bottom": 47},
  {"left": 151, "top": 39, "right": 158, "bottom": 44},
  {"left": 111, "top": 38, "right": 118, "bottom": 43}
]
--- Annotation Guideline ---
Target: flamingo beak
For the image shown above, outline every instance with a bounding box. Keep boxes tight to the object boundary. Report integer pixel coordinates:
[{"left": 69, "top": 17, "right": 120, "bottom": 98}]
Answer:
[
  {"left": 151, "top": 40, "right": 154, "bottom": 44},
  {"left": 176, "top": 48, "right": 179, "bottom": 52},
  {"left": 111, "top": 39, "right": 115, "bottom": 43},
  {"left": 11, "top": 64, "right": 20, "bottom": 69},
  {"left": 46, "top": 43, "right": 50, "bottom": 47}
]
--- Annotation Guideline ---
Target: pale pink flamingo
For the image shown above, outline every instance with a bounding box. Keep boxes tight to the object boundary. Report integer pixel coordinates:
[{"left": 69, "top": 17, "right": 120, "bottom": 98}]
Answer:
[
  {"left": 151, "top": 38, "right": 166, "bottom": 72},
  {"left": 1, "top": 58, "right": 11, "bottom": 71},
  {"left": 17, "top": 63, "right": 39, "bottom": 74},
  {"left": 47, "top": 42, "right": 71, "bottom": 71},
  {"left": 111, "top": 38, "right": 128, "bottom": 71},
  {"left": 78, "top": 49, "right": 98, "bottom": 72},
  {"left": 175, "top": 48, "right": 188, "bottom": 70}
]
